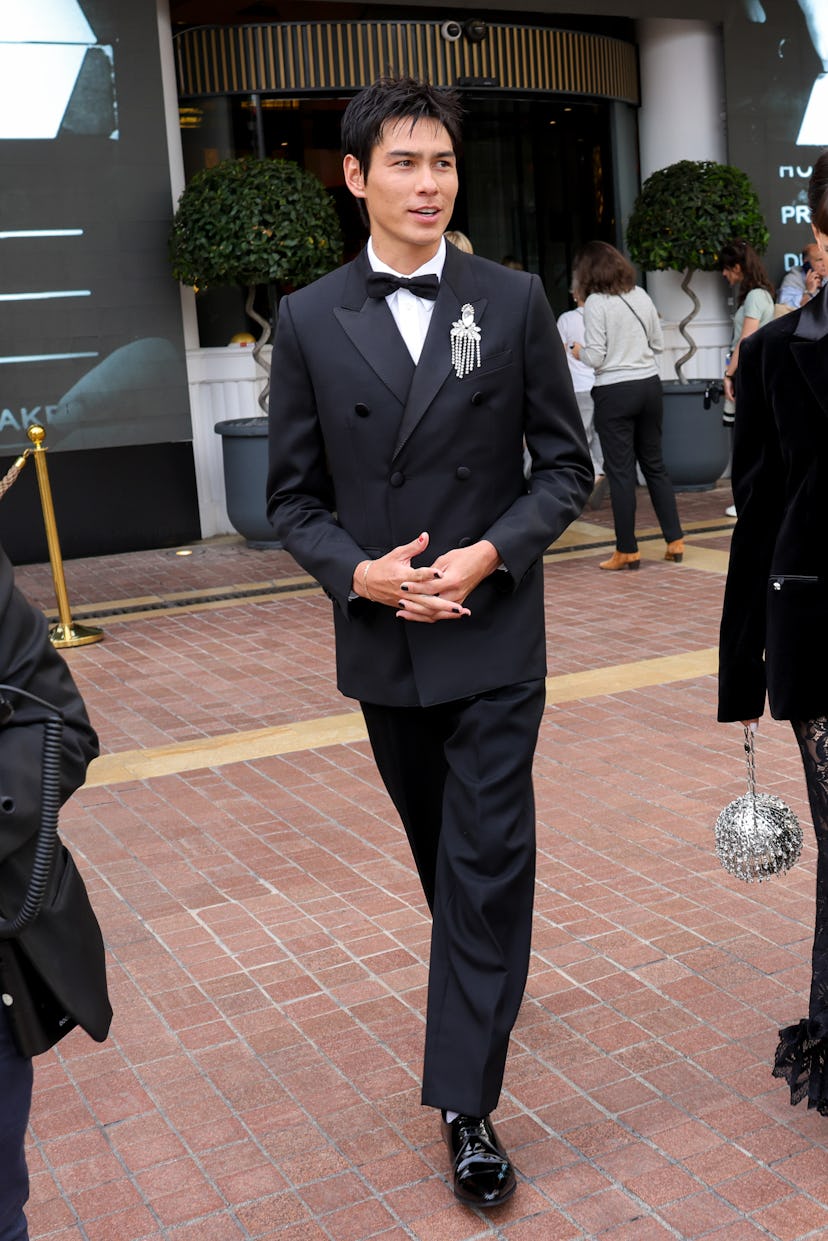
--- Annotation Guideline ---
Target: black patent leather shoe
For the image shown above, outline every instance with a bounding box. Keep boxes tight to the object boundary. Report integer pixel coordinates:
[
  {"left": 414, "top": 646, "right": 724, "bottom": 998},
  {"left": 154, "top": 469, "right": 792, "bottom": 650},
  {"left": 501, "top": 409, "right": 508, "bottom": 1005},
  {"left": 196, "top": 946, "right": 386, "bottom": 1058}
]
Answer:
[{"left": 441, "top": 1112, "right": 516, "bottom": 1207}]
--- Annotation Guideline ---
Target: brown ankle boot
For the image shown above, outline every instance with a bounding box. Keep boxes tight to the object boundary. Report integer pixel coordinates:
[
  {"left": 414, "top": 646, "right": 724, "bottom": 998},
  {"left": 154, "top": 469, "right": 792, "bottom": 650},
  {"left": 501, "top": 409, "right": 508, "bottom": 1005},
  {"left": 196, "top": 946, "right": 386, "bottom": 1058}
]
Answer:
[
  {"left": 664, "top": 539, "right": 684, "bottom": 562},
  {"left": 599, "top": 551, "right": 640, "bottom": 571}
]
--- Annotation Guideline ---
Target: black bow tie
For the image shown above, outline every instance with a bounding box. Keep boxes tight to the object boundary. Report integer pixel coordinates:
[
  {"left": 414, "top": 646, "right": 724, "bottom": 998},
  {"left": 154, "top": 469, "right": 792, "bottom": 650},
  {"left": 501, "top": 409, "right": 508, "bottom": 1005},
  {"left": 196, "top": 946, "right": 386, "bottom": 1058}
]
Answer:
[{"left": 366, "top": 272, "right": 440, "bottom": 301}]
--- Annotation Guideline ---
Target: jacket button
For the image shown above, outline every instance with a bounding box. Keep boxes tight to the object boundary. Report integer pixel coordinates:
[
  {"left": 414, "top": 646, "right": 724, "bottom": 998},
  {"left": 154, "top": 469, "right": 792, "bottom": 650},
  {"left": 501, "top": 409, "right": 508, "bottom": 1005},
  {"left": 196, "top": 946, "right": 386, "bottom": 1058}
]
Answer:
[
  {"left": 390, "top": 471, "right": 405, "bottom": 487},
  {"left": 354, "top": 403, "right": 370, "bottom": 417},
  {"left": 455, "top": 466, "right": 471, "bottom": 480},
  {"left": 471, "top": 391, "right": 483, "bottom": 406},
  {"left": 458, "top": 536, "right": 472, "bottom": 547}
]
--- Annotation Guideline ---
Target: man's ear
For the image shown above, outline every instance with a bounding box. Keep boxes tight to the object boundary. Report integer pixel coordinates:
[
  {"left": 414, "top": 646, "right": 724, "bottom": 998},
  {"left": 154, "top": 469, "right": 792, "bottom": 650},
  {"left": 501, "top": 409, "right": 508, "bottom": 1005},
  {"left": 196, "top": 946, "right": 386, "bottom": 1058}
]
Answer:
[{"left": 343, "top": 154, "right": 366, "bottom": 199}]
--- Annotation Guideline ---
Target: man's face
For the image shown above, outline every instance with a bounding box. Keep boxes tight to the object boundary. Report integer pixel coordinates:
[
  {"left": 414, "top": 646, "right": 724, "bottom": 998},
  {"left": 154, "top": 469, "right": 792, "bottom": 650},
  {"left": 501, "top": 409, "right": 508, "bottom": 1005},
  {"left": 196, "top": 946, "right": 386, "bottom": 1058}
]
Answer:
[
  {"left": 805, "top": 241, "right": 828, "bottom": 277},
  {"left": 343, "top": 117, "right": 458, "bottom": 272}
]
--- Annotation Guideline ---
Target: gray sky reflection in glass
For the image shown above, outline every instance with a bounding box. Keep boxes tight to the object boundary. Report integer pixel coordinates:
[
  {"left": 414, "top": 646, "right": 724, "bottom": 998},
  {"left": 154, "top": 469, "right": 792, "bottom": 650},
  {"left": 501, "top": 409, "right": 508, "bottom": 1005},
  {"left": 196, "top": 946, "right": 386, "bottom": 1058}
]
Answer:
[{"left": 0, "top": 0, "right": 117, "bottom": 141}]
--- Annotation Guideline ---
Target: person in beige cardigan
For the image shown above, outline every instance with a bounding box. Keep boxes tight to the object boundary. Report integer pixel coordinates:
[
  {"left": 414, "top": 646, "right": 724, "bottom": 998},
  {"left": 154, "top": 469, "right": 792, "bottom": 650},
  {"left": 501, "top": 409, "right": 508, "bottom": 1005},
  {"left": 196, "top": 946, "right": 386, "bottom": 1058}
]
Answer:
[{"left": 569, "top": 240, "right": 684, "bottom": 571}]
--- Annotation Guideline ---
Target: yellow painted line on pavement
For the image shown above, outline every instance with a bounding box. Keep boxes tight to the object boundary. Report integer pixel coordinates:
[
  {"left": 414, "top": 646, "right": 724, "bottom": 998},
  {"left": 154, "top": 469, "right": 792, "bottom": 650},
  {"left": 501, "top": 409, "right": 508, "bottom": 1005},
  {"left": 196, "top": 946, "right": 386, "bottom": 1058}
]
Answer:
[
  {"left": 545, "top": 647, "right": 717, "bottom": 704},
  {"left": 85, "top": 713, "right": 367, "bottom": 786},
  {"left": 85, "top": 647, "right": 718, "bottom": 788}
]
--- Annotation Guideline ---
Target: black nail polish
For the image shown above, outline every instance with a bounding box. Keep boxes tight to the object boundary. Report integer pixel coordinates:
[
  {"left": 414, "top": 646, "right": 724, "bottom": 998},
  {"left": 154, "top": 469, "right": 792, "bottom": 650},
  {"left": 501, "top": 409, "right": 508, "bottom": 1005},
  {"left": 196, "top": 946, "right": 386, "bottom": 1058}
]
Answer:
[{"left": 400, "top": 584, "right": 408, "bottom": 591}]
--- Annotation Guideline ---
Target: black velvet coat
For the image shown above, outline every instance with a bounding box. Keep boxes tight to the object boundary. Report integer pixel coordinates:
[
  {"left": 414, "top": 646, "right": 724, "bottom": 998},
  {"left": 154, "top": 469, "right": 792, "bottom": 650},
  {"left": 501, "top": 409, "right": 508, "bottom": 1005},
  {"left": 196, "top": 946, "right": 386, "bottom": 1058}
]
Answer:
[
  {"left": 266, "top": 243, "right": 593, "bottom": 708},
  {"left": 719, "top": 287, "right": 828, "bottom": 722},
  {"left": 0, "top": 545, "right": 111, "bottom": 1055}
]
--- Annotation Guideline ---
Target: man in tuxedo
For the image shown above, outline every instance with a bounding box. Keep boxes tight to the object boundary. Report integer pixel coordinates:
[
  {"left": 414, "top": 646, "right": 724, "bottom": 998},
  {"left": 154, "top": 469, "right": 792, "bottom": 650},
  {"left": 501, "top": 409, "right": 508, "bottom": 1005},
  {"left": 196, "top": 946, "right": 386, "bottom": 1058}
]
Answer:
[
  {"left": 0, "top": 540, "right": 110, "bottom": 1238},
  {"left": 267, "top": 76, "right": 592, "bottom": 1207}
]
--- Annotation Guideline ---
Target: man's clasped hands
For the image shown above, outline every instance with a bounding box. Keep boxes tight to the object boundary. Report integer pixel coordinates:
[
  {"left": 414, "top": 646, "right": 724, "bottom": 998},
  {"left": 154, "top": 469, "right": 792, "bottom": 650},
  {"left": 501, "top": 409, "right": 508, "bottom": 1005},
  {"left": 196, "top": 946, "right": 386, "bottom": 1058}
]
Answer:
[{"left": 353, "top": 531, "right": 501, "bottom": 623}]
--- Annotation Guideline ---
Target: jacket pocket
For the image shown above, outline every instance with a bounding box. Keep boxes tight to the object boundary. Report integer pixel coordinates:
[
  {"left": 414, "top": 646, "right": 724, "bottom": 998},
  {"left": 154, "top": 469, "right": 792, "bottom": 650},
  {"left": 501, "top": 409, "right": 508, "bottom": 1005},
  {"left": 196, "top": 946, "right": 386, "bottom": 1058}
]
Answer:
[
  {"left": 470, "top": 348, "right": 513, "bottom": 379},
  {"left": 769, "top": 575, "right": 819, "bottom": 590}
]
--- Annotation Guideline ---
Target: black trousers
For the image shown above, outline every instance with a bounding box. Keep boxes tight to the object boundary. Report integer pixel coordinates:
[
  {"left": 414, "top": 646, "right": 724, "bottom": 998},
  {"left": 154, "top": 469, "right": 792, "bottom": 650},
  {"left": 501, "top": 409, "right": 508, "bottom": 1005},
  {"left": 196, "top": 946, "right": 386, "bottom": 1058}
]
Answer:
[
  {"left": 361, "top": 678, "right": 545, "bottom": 1118},
  {"left": 593, "top": 375, "right": 683, "bottom": 553}
]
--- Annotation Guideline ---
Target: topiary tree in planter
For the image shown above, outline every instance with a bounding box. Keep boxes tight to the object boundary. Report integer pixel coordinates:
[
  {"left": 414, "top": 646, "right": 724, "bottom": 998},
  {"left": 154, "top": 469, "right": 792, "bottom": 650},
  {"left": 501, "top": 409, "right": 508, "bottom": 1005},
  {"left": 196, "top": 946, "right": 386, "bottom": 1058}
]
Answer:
[
  {"left": 169, "top": 157, "right": 343, "bottom": 410},
  {"left": 626, "top": 160, "right": 769, "bottom": 383}
]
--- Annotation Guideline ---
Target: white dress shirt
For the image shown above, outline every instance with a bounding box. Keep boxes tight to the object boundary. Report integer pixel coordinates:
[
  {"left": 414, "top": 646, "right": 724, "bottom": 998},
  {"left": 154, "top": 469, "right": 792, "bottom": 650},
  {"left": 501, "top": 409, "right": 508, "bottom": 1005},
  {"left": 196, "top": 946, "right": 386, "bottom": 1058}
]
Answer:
[{"left": 366, "top": 237, "right": 445, "bottom": 364}]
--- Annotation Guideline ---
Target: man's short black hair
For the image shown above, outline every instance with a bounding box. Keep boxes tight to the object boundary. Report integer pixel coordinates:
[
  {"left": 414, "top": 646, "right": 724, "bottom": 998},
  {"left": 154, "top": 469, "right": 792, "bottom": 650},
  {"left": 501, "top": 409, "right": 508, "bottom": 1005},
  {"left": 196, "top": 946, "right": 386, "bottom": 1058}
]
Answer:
[{"left": 341, "top": 75, "right": 463, "bottom": 177}]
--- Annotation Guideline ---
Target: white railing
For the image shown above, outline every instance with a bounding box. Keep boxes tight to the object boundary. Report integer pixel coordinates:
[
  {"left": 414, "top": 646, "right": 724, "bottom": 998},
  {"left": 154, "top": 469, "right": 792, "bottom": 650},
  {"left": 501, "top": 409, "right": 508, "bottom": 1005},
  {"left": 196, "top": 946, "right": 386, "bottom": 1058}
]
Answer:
[
  {"left": 647, "top": 270, "right": 731, "bottom": 382},
  {"left": 657, "top": 317, "right": 730, "bottom": 383},
  {"left": 185, "top": 344, "right": 269, "bottom": 537}
]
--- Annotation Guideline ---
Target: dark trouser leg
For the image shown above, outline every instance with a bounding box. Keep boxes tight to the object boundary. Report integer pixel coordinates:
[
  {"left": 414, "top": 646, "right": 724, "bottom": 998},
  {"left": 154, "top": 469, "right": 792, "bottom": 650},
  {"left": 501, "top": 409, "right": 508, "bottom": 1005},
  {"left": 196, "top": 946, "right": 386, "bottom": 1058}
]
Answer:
[
  {"left": 361, "top": 700, "right": 451, "bottom": 913},
  {"left": 633, "top": 375, "right": 683, "bottom": 544},
  {"left": 0, "top": 1005, "right": 32, "bottom": 1241},
  {"left": 362, "top": 682, "right": 545, "bottom": 1118},
  {"left": 792, "top": 719, "right": 828, "bottom": 1024},
  {"left": 426, "top": 681, "right": 545, "bottom": 1117},
  {"left": 593, "top": 383, "right": 639, "bottom": 553}
]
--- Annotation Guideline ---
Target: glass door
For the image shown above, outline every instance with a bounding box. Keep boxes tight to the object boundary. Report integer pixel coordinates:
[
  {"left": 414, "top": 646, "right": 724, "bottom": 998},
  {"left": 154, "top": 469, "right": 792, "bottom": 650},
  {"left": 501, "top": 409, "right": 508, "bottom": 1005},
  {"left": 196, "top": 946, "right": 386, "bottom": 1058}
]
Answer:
[{"left": 451, "top": 96, "right": 617, "bottom": 314}]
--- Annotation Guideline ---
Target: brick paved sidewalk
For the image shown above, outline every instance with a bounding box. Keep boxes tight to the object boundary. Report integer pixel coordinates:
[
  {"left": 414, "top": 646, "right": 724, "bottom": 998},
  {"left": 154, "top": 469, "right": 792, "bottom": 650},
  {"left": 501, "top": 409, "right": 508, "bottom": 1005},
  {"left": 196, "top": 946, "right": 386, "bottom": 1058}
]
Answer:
[{"left": 11, "top": 482, "right": 828, "bottom": 1240}]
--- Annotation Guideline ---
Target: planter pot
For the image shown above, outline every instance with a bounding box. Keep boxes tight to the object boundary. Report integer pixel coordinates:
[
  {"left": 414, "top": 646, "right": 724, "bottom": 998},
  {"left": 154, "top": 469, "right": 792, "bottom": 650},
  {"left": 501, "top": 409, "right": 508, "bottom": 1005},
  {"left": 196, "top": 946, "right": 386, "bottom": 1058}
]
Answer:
[
  {"left": 661, "top": 380, "right": 730, "bottom": 492},
  {"left": 214, "top": 417, "right": 281, "bottom": 548}
]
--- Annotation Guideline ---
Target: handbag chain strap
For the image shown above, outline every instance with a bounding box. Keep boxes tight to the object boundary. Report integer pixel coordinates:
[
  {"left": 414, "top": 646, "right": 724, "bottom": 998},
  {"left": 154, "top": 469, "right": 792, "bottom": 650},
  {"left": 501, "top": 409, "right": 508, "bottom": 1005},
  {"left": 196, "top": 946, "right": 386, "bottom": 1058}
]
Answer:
[{"left": 744, "top": 725, "right": 757, "bottom": 799}]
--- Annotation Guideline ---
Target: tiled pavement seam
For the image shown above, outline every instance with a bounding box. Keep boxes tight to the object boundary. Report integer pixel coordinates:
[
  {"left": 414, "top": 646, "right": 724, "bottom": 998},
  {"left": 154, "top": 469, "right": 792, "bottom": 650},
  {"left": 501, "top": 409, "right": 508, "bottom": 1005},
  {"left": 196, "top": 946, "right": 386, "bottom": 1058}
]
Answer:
[{"left": 12, "top": 489, "right": 828, "bottom": 1241}]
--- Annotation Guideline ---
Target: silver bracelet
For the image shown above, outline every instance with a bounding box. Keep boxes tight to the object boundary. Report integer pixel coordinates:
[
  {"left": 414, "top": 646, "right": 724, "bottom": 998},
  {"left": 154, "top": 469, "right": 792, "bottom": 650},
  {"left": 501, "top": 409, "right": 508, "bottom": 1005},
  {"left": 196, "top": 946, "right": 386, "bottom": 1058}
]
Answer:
[{"left": 362, "top": 560, "right": 375, "bottom": 601}]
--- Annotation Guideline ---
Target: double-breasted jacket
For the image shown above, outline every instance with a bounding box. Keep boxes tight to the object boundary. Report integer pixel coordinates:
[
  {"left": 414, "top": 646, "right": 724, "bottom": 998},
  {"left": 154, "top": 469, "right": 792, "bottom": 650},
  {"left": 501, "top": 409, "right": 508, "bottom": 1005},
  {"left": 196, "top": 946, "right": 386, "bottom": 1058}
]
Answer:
[{"left": 267, "top": 243, "right": 593, "bottom": 708}]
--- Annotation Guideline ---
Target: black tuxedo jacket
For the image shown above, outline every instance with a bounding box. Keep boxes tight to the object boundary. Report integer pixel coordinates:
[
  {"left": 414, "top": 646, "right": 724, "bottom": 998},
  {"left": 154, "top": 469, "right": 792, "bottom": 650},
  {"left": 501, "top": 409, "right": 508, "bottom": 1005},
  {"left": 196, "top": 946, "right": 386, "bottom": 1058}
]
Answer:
[
  {"left": 267, "top": 244, "right": 592, "bottom": 708},
  {"left": 0, "top": 544, "right": 111, "bottom": 1054},
  {"left": 719, "top": 287, "right": 828, "bottom": 721}
]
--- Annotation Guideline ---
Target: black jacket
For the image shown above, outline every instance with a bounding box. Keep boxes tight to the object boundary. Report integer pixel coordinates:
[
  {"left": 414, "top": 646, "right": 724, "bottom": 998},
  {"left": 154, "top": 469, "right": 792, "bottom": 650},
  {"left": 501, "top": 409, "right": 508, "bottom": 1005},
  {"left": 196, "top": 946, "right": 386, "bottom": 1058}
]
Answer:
[
  {"left": 0, "top": 544, "right": 111, "bottom": 1055},
  {"left": 719, "top": 287, "right": 828, "bottom": 721},
  {"left": 267, "top": 244, "right": 592, "bottom": 708}
]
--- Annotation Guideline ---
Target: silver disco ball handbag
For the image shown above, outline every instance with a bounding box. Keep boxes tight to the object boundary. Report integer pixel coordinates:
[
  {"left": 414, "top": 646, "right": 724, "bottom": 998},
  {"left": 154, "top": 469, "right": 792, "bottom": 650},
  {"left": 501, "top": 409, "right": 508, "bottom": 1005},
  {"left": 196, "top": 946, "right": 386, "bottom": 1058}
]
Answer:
[{"left": 714, "top": 726, "right": 803, "bottom": 882}]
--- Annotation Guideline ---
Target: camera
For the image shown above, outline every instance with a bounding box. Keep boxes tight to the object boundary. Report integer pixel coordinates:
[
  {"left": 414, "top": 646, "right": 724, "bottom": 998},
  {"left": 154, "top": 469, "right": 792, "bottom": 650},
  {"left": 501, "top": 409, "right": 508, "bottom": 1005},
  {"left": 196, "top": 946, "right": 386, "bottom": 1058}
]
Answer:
[
  {"left": 464, "top": 19, "right": 488, "bottom": 43},
  {"left": 440, "top": 20, "right": 463, "bottom": 42}
]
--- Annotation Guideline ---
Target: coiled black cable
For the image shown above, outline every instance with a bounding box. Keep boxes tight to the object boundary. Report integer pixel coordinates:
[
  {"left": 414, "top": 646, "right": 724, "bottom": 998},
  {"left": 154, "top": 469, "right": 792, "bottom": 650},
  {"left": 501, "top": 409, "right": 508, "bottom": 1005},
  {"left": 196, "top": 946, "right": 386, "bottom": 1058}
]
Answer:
[{"left": 0, "top": 686, "right": 64, "bottom": 940}]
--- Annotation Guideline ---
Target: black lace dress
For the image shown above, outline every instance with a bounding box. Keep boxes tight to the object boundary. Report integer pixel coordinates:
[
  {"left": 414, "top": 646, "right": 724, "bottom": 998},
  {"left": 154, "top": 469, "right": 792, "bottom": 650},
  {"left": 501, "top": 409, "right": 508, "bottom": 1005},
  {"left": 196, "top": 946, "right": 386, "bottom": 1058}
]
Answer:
[{"left": 773, "top": 718, "right": 828, "bottom": 1113}]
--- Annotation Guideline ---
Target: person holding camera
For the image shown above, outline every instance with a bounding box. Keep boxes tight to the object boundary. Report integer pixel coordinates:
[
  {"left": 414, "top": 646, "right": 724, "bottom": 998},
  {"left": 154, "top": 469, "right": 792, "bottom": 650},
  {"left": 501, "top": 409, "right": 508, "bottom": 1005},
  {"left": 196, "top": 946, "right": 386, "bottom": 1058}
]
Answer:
[{"left": 0, "top": 541, "right": 110, "bottom": 1241}]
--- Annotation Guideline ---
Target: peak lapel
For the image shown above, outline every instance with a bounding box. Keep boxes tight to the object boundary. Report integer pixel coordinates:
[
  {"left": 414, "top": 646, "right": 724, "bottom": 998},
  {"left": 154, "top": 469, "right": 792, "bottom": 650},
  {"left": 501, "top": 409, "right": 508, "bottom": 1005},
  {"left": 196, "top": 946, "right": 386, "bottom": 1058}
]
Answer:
[
  {"left": 790, "top": 288, "right": 828, "bottom": 419},
  {"left": 393, "top": 249, "right": 488, "bottom": 460},
  {"left": 333, "top": 251, "right": 414, "bottom": 407}
]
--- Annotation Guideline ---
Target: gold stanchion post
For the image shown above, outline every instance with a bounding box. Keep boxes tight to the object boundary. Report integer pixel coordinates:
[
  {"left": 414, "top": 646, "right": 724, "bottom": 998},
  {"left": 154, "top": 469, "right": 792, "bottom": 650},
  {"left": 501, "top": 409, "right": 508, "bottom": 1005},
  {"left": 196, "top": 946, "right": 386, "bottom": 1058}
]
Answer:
[{"left": 26, "top": 425, "right": 104, "bottom": 648}]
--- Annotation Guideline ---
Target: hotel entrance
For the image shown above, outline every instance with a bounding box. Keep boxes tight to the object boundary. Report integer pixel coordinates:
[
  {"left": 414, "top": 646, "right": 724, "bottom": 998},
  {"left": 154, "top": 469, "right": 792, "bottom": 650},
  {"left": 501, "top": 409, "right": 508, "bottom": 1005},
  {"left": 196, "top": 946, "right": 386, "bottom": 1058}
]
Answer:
[{"left": 175, "top": 18, "right": 637, "bottom": 341}]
